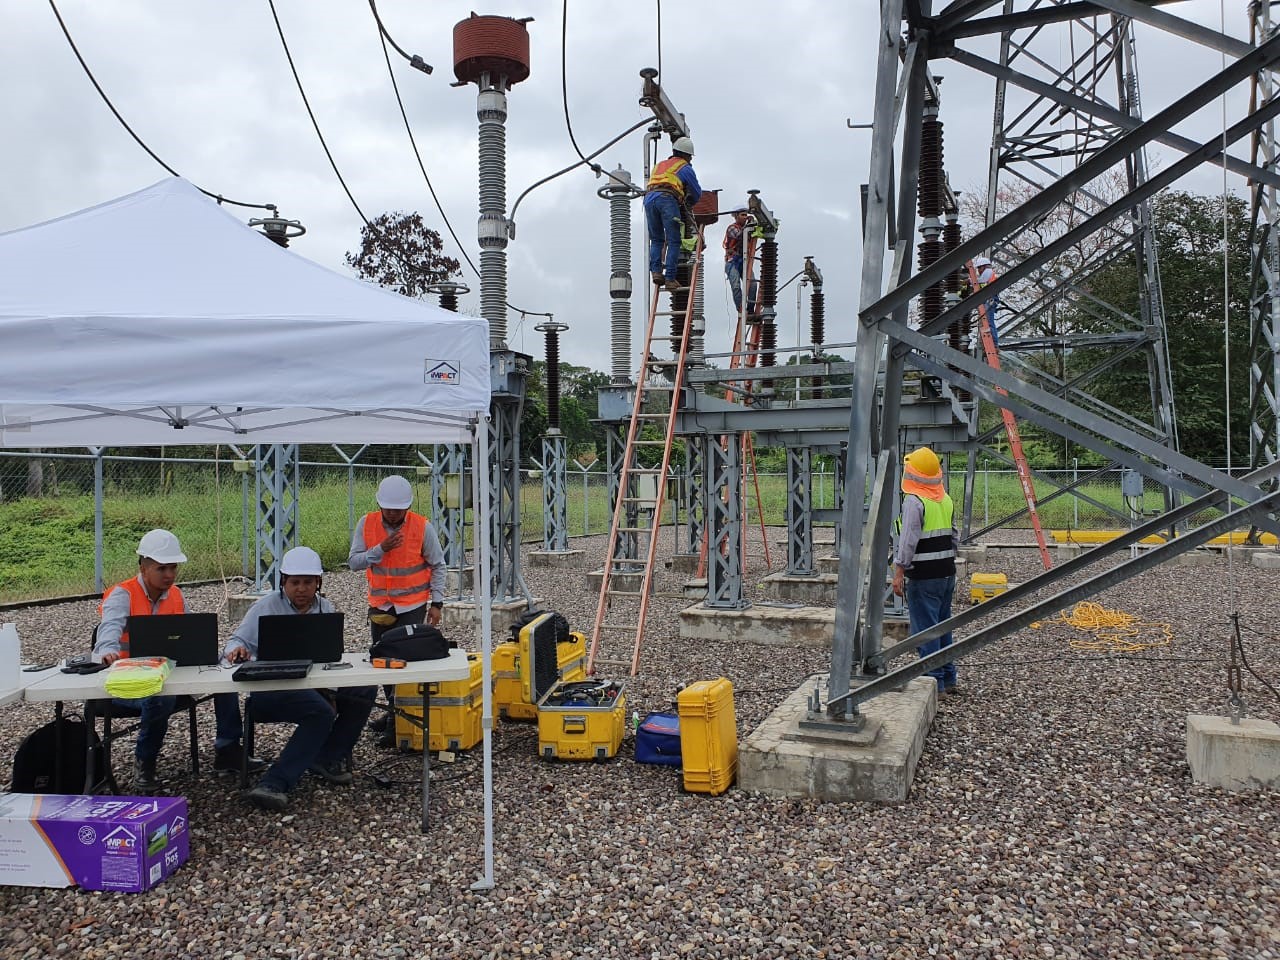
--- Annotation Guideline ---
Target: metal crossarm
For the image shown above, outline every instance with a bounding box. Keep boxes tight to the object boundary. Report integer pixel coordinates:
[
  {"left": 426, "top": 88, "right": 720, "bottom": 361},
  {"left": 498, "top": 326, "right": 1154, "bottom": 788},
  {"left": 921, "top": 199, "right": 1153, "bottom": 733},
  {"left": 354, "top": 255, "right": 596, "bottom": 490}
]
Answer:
[{"left": 587, "top": 229, "right": 705, "bottom": 676}]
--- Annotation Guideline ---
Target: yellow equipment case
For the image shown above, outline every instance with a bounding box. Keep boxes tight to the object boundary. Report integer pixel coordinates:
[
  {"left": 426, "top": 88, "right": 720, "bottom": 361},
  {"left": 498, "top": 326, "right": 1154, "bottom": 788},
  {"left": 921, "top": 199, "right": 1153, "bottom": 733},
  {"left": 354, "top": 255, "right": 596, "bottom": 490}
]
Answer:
[
  {"left": 969, "top": 572, "right": 1009, "bottom": 604},
  {"left": 494, "top": 615, "right": 587, "bottom": 721},
  {"left": 537, "top": 679, "right": 627, "bottom": 761},
  {"left": 677, "top": 678, "right": 738, "bottom": 795},
  {"left": 394, "top": 652, "right": 483, "bottom": 752}
]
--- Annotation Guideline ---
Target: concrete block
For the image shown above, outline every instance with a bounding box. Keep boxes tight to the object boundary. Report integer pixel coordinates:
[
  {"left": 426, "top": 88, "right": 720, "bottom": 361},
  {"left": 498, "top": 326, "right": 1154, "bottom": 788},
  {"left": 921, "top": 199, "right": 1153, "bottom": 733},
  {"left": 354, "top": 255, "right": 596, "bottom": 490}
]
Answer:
[
  {"left": 227, "top": 593, "right": 266, "bottom": 624},
  {"left": 1178, "top": 550, "right": 1217, "bottom": 568},
  {"left": 957, "top": 545, "right": 987, "bottom": 565},
  {"left": 816, "top": 555, "right": 839, "bottom": 573},
  {"left": 1056, "top": 543, "right": 1083, "bottom": 561},
  {"left": 669, "top": 554, "right": 700, "bottom": 574},
  {"left": 758, "top": 571, "right": 838, "bottom": 604},
  {"left": 1186, "top": 714, "right": 1280, "bottom": 791},
  {"left": 682, "top": 578, "right": 707, "bottom": 600},
  {"left": 1249, "top": 551, "right": 1280, "bottom": 570},
  {"left": 445, "top": 597, "right": 541, "bottom": 648},
  {"left": 446, "top": 567, "right": 474, "bottom": 594},
  {"left": 526, "top": 550, "right": 584, "bottom": 567},
  {"left": 679, "top": 604, "right": 908, "bottom": 648},
  {"left": 739, "top": 674, "right": 937, "bottom": 802},
  {"left": 586, "top": 568, "right": 646, "bottom": 593}
]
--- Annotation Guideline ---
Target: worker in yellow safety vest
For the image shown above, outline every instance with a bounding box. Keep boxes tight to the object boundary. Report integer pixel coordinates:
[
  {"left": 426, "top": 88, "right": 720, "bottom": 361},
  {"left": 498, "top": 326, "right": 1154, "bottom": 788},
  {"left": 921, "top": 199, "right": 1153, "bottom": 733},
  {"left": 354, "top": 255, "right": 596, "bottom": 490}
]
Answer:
[{"left": 644, "top": 136, "right": 702, "bottom": 293}]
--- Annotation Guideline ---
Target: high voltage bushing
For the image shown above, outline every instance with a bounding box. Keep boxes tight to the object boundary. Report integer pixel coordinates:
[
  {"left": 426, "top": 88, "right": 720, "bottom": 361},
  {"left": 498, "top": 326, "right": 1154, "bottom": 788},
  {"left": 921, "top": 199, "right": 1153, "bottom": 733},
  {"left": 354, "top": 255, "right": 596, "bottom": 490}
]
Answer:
[
  {"left": 453, "top": 13, "right": 532, "bottom": 348},
  {"left": 536, "top": 319, "right": 569, "bottom": 429},
  {"left": 804, "top": 256, "right": 825, "bottom": 397},
  {"left": 943, "top": 215, "right": 966, "bottom": 349},
  {"left": 759, "top": 237, "right": 778, "bottom": 370},
  {"left": 917, "top": 109, "right": 945, "bottom": 328},
  {"left": 249, "top": 212, "right": 306, "bottom": 248},
  {"left": 598, "top": 165, "right": 641, "bottom": 384},
  {"left": 427, "top": 281, "right": 470, "bottom": 313}
]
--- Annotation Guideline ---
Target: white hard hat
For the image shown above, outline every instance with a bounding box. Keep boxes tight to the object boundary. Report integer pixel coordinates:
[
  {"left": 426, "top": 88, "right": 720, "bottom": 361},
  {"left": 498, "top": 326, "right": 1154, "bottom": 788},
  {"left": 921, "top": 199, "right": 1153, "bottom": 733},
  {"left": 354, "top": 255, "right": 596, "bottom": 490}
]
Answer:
[
  {"left": 280, "top": 546, "right": 324, "bottom": 577},
  {"left": 376, "top": 475, "right": 414, "bottom": 509},
  {"left": 137, "top": 529, "right": 187, "bottom": 564},
  {"left": 975, "top": 256, "right": 992, "bottom": 268},
  {"left": 673, "top": 136, "right": 695, "bottom": 156}
]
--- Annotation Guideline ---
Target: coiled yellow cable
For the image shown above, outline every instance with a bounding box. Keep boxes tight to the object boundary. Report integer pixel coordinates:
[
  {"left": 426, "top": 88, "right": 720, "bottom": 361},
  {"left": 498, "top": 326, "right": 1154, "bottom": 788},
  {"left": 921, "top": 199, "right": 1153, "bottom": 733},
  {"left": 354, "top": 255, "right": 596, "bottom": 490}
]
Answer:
[{"left": 1031, "top": 601, "right": 1173, "bottom": 653}]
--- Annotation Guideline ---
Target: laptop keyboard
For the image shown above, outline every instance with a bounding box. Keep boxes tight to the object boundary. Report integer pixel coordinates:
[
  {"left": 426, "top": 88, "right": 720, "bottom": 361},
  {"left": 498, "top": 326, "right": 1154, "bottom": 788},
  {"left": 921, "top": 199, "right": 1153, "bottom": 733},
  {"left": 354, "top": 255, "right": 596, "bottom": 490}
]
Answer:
[{"left": 232, "top": 660, "right": 313, "bottom": 682}]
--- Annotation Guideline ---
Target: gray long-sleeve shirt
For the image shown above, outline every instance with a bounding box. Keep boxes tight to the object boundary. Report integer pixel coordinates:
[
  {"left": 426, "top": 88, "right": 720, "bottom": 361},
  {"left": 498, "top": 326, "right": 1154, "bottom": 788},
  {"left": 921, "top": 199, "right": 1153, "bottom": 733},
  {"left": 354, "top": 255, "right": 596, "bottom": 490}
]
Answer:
[
  {"left": 347, "top": 512, "right": 446, "bottom": 612},
  {"left": 93, "top": 575, "right": 182, "bottom": 660},
  {"left": 223, "top": 591, "right": 335, "bottom": 661}
]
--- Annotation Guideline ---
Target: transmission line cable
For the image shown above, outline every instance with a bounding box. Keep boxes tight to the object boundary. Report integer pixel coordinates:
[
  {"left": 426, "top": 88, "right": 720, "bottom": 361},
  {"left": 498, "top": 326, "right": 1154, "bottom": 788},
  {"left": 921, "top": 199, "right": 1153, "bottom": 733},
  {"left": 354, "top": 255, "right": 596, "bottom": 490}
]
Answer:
[
  {"left": 510, "top": 118, "right": 651, "bottom": 223},
  {"left": 560, "top": 1, "right": 594, "bottom": 169},
  {"left": 372, "top": 6, "right": 480, "bottom": 280},
  {"left": 368, "top": 0, "right": 432, "bottom": 75},
  {"left": 47, "top": 0, "right": 275, "bottom": 212},
  {"left": 655, "top": 0, "right": 663, "bottom": 82}
]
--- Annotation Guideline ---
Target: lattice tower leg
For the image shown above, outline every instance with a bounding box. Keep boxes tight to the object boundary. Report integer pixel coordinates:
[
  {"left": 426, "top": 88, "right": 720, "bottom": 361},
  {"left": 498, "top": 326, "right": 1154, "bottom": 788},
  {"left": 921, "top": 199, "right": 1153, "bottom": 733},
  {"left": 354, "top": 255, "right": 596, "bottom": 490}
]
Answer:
[
  {"left": 605, "top": 424, "right": 640, "bottom": 568},
  {"left": 704, "top": 436, "right": 746, "bottom": 609},
  {"left": 786, "top": 447, "right": 815, "bottom": 576},
  {"left": 252, "top": 443, "right": 298, "bottom": 592},
  {"left": 682, "top": 434, "right": 706, "bottom": 557},
  {"left": 487, "top": 393, "right": 526, "bottom": 602},
  {"left": 433, "top": 444, "right": 468, "bottom": 580},
  {"left": 1250, "top": 4, "right": 1280, "bottom": 482},
  {"left": 542, "top": 433, "right": 568, "bottom": 552}
]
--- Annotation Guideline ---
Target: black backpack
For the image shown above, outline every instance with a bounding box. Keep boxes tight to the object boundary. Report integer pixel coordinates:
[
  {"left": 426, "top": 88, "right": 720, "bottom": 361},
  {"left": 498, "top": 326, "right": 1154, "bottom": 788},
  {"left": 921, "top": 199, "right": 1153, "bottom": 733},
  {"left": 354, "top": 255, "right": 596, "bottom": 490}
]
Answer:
[
  {"left": 370, "top": 623, "right": 453, "bottom": 661},
  {"left": 11, "top": 716, "right": 105, "bottom": 793}
]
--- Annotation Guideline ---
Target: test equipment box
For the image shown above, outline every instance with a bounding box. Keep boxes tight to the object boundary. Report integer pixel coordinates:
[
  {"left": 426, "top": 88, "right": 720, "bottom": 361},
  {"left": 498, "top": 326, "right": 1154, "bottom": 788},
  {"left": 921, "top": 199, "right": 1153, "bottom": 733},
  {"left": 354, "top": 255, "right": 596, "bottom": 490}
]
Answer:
[
  {"left": 394, "top": 652, "right": 483, "bottom": 753},
  {"left": 969, "top": 572, "right": 1009, "bottom": 604},
  {"left": 537, "top": 679, "right": 627, "bottom": 761},
  {"left": 0, "top": 794, "right": 188, "bottom": 892},
  {"left": 677, "top": 678, "right": 738, "bottom": 796},
  {"left": 494, "top": 615, "right": 587, "bottom": 721}
]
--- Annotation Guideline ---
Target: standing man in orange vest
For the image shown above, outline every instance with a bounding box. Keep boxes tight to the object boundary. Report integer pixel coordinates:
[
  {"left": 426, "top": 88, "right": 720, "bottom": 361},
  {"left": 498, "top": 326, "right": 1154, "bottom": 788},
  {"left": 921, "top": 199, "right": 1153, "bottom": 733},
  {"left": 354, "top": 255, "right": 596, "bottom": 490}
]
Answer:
[
  {"left": 348, "top": 475, "right": 446, "bottom": 745},
  {"left": 93, "top": 528, "right": 263, "bottom": 791},
  {"left": 645, "top": 136, "right": 702, "bottom": 293}
]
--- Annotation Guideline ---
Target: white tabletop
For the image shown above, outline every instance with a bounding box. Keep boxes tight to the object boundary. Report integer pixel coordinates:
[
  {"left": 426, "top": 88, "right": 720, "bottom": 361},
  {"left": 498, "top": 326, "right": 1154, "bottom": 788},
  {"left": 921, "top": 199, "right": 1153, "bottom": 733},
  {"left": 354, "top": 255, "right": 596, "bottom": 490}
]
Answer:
[{"left": 21, "top": 650, "right": 472, "bottom": 703}]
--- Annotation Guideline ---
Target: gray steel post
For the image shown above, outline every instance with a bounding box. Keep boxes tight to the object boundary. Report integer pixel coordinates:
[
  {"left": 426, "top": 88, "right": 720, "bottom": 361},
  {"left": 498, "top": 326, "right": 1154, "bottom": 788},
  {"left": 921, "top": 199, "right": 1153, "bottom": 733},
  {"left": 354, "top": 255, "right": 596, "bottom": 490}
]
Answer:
[
  {"left": 786, "top": 447, "right": 815, "bottom": 576},
  {"left": 704, "top": 436, "right": 746, "bottom": 609},
  {"left": 252, "top": 443, "right": 298, "bottom": 592},
  {"left": 541, "top": 433, "right": 568, "bottom": 552},
  {"left": 92, "top": 447, "right": 103, "bottom": 593}
]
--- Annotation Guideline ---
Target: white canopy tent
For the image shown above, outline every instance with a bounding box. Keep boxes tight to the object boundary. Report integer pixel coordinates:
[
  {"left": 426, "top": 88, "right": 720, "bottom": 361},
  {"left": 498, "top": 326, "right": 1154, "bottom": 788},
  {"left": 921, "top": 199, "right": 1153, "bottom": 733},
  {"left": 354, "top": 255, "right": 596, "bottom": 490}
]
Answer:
[{"left": 0, "top": 178, "right": 497, "bottom": 888}]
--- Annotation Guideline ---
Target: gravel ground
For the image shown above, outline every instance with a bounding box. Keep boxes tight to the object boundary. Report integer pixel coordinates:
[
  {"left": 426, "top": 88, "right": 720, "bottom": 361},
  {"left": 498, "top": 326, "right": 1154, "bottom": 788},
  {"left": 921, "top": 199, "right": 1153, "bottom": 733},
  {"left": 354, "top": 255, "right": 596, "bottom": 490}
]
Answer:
[{"left": 0, "top": 528, "right": 1277, "bottom": 960}]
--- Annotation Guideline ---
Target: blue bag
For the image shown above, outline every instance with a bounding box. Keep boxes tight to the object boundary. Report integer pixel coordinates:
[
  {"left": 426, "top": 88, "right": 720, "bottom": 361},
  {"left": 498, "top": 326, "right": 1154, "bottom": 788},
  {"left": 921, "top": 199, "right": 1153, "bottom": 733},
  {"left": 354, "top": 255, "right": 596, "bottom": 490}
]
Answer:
[{"left": 635, "top": 711, "right": 682, "bottom": 766}]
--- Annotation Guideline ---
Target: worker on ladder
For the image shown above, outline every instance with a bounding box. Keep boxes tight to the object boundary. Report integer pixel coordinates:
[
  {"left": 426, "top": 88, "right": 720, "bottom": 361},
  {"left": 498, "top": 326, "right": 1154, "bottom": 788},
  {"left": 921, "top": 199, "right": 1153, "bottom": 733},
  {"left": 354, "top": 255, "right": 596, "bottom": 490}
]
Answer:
[
  {"left": 644, "top": 136, "right": 701, "bottom": 293},
  {"left": 723, "top": 207, "right": 758, "bottom": 316},
  {"left": 970, "top": 255, "right": 1000, "bottom": 347}
]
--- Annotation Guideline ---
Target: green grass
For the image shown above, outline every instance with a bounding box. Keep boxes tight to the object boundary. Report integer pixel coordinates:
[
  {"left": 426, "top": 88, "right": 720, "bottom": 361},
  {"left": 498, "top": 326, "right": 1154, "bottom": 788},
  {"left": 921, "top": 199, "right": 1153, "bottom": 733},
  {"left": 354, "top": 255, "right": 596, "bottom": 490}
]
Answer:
[{"left": 0, "top": 469, "right": 1176, "bottom": 603}]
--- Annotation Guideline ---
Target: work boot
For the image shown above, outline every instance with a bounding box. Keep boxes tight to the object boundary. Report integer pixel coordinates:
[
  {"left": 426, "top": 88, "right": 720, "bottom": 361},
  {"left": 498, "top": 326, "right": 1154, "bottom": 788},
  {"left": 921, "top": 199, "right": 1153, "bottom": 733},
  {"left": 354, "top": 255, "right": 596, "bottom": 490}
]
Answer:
[
  {"left": 244, "top": 783, "right": 288, "bottom": 811},
  {"left": 308, "top": 759, "right": 354, "bottom": 786},
  {"left": 133, "top": 757, "right": 160, "bottom": 793},
  {"left": 213, "top": 743, "right": 268, "bottom": 776},
  {"left": 376, "top": 727, "right": 397, "bottom": 750},
  {"left": 664, "top": 279, "right": 682, "bottom": 293},
  {"left": 651, "top": 271, "right": 664, "bottom": 286}
]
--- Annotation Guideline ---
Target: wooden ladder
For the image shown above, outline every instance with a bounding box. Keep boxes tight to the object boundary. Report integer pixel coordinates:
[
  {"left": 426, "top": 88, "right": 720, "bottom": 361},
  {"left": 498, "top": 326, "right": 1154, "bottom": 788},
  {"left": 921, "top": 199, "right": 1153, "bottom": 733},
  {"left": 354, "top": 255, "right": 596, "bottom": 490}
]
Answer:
[
  {"left": 967, "top": 259, "right": 1053, "bottom": 570},
  {"left": 586, "top": 229, "right": 705, "bottom": 676}
]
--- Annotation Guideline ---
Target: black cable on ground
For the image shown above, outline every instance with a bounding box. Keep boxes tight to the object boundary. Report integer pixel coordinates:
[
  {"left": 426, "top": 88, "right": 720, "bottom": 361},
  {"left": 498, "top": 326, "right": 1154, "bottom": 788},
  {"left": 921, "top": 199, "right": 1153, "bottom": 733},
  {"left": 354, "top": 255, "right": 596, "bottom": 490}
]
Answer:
[{"left": 47, "top": 0, "right": 275, "bottom": 212}]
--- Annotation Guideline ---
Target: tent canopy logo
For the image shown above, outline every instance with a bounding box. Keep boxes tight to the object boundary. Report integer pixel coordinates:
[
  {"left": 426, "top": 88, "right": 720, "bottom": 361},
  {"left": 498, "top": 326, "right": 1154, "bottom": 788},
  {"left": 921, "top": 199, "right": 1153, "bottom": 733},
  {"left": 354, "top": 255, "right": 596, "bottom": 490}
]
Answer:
[{"left": 424, "top": 359, "right": 460, "bottom": 385}]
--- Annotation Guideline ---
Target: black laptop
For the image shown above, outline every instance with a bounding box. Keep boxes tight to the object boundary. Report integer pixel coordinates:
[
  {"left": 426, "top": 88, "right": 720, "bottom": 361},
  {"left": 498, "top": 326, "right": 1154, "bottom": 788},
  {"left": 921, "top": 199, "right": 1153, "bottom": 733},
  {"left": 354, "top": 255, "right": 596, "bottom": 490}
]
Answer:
[
  {"left": 126, "top": 613, "right": 220, "bottom": 666},
  {"left": 257, "top": 612, "right": 345, "bottom": 664}
]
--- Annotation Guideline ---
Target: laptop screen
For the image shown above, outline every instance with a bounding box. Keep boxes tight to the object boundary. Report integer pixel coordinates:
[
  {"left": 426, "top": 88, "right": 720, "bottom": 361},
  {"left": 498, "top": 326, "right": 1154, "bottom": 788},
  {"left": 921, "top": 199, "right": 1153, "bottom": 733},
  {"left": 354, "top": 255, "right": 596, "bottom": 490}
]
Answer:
[
  {"left": 256, "top": 612, "right": 345, "bottom": 664},
  {"left": 126, "top": 613, "right": 220, "bottom": 667}
]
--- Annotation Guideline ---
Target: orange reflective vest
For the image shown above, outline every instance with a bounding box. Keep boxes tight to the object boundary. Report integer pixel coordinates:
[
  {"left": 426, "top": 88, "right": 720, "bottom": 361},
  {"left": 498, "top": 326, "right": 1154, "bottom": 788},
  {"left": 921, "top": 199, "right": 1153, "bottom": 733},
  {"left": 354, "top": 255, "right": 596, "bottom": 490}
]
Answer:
[
  {"left": 99, "top": 577, "right": 185, "bottom": 656},
  {"left": 647, "top": 157, "right": 689, "bottom": 201},
  {"left": 363, "top": 511, "right": 433, "bottom": 609}
]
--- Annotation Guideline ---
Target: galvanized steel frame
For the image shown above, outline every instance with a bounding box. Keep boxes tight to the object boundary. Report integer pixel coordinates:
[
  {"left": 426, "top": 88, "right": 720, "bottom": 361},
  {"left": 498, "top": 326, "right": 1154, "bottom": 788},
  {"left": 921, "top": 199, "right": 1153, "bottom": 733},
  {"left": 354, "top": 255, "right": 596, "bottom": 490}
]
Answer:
[
  {"left": 704, "top": 435, "right": 746, "bottom": 609},
  {"left": 541, "top": 433, "right": 569, "bottom": 552},
  {"left": 786, "top": 447, "right": 815, "bottom": 576},
  {"left": 252, "top": 443, "right": 298, "bottom": 591}
]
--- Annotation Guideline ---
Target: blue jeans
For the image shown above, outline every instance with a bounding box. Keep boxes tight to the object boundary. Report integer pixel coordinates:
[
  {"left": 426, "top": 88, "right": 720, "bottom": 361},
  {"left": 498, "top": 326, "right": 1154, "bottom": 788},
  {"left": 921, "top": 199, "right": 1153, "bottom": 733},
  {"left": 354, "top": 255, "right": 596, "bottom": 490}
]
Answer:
[
  {"left": 645, "top": 192, "right": 683, "bottom": 281},
  {"left": 249, "top": 687, "right": 376, "bottom": 793},
  {"left": 905, "top": 576, "right": 957, "bottom": 690},
  {"left": 114, "top": 691, "right": 246, "bottom": 761},
  {"left": 725, "top": 258, "right": 759, "bottom": 313}
]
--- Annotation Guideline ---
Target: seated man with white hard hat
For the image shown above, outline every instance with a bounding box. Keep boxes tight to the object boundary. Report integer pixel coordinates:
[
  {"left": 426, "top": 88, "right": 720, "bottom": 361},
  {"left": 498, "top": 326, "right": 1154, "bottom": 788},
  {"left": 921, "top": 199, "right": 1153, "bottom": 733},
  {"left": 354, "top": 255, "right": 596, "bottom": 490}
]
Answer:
[
  {"left": 348, "top": 475, "right": 446, "bottom": 746},
  {"left": 94, "top": 528, "right": 265, "bottom": 792},
  {"left": 224, "top": 546, "right": 376, "bottom": 812}
]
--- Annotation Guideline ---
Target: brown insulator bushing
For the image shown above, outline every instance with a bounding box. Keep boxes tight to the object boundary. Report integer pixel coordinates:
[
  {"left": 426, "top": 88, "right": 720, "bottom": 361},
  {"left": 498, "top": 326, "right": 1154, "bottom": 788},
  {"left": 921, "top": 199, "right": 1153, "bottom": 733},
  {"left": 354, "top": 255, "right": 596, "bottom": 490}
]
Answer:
[
  {"left": 760, "top": 318, "right": 776, "bottom": 368},
  {"left": 453, "top": 15, "right": 531, "bottom": 86},
  {"left": 918, "top": 237, "right": 943, "bottom": 325},
  {"left": 759, "top": 239, "right": 778, "bottom": 310},
  {"left": 537, "top": 320, "right": 568, "bottom": 429},
  {"left": 917, "top": 117, "right": 942, "bottom": 219},
  {"left": 671, "top": 259, "right": 692, "bottom": 344},
  {"left": 439, "top": 291, "right": 458, "bottom": 312},
  {"left": 810, "top": 289, "right": 826, "bottom": 397}
]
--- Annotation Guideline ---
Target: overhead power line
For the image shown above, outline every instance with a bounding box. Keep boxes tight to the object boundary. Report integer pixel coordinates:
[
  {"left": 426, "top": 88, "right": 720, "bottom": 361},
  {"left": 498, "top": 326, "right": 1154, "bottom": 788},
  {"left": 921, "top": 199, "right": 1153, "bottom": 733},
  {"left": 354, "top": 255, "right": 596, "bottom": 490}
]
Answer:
[
  {"left": 368, "top": 0, "right": 433, "bottom": 75},
  {"left": 47, "top": 0, "right": 275, "bottom": 212}
]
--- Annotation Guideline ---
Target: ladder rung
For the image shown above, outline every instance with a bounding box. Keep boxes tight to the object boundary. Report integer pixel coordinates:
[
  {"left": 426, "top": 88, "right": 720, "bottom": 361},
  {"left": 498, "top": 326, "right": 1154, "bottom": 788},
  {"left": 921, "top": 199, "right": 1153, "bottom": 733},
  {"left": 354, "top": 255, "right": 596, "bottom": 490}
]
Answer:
[
  {"left": 597, "top": 625, "right": 637, "bottom": 633},
  {"left": 616, "top": 526, "right": 652, "bottom": 534},
  {"left": 621, "top": 497, "right": 658, "bottom": 504},
  {"left": 607, "top": 590, "right": 648, "bottom": 598},
  {"left": 634, "top": 440, "right": 666, "bottom": 446}
]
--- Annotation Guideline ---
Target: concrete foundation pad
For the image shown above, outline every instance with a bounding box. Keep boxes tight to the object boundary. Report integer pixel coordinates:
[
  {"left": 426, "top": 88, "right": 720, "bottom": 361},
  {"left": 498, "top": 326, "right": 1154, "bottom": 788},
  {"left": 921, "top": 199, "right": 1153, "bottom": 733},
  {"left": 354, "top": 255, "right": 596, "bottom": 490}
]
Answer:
[
  {"left": 1179, "top": 550, "right": 1218, "bottom": 567},
  {"left": 1186, "top": 714, "right": 1280, "bottom": 791},
  {"left": 446, "top": 597, "right": 542, "bottom": 646},
  {"left": 446, "top": 568, "right": 474, "bottom": 594},
  {"left": 228, "top": 593, "right": 266, "bottom": 624},
  {"left": 682, "top": 578, "right": 707, "bottom": 600},
  {"left": 740, "top": 674, "right": 937, "bottom": 802},
  {"left": 1249, "top": 551, "right": 1280, "bottom": 570},
  {"left": 669, "top": 554, "right": 700, "bottom": 574},
  {"left": 957, "top": 545, "right": 987, "bottom": 565},
  {"left": 1057, "top": 543, "right": 1083, "bottom": 561},
  {"left": 679, "top": 604, "right": 908, "bottom": 647},
  {"left": 586, "top": 568, "right": 645, "bottom": 593},
  {"left": 759, "top": 571, "right": 838, "bottom": 604},
  {"left": 816, "top": 555, "right": 839, "bottom": 573},
  {"left": 526, "top": 550, "right": 584, "bottom": 567}
]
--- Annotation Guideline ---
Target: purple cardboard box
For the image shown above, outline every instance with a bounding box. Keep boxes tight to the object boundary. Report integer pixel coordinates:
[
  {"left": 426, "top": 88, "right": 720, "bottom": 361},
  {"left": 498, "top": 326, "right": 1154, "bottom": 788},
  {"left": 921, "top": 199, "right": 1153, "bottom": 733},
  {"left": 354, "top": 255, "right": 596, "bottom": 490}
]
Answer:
[{"left": 0, "top": 794, "right": 189, "bottom": 891}]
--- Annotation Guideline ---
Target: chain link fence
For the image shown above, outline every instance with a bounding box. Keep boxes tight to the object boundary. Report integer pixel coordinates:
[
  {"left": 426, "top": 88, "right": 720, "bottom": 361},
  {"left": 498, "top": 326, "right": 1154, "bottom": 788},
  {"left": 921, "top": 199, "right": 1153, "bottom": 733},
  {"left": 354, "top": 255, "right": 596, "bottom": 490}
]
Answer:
[{"left": 0, "top": 448, "right": 1254, "bottom": 603}]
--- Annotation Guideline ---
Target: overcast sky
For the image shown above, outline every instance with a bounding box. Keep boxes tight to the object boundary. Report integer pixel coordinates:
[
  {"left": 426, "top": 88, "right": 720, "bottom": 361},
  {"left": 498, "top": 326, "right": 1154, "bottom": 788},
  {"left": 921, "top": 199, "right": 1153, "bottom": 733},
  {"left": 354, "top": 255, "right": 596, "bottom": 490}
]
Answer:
[{"left": 0, "top": 1, "right": 1255, "bottom": 376}]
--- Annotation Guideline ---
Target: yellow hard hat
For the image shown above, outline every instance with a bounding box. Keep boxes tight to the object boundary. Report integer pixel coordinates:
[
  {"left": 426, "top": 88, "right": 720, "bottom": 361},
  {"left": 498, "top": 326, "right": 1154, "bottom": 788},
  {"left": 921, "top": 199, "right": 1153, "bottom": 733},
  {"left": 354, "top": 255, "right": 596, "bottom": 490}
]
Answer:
[{"left": 903, "top": 446, "right": 941, "bottom": 479}]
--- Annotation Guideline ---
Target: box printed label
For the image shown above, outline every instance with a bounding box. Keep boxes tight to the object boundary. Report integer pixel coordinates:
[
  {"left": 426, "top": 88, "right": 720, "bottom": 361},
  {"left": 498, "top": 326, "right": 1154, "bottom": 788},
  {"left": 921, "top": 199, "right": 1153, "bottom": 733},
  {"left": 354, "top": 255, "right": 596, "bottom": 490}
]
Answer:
[{"left": 424, "top": 359, "right": 460, "bottom": 385}]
